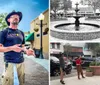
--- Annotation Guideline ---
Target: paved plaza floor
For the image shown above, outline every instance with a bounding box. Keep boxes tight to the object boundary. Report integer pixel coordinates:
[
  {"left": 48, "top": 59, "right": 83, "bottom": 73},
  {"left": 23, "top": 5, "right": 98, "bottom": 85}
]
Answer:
[
  {"left": 0, "top": 53, "right": 49, "bottom": 85},
  {"left": 51, "top": 76, "right": 100, "bottom": 85}
]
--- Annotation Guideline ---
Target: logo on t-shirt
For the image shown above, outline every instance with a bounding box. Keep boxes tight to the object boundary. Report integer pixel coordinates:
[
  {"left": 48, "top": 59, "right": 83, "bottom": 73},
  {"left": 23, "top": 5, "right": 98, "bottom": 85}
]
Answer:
[{"left": 7, "top": 33, "right": 23, "bottom": 41}]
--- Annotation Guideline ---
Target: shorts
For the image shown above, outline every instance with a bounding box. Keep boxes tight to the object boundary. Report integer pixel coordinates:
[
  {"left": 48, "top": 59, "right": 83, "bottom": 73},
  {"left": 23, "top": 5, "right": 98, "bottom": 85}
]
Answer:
[{"left": 60, "top": 67, "right": 65, "bottom": 72}]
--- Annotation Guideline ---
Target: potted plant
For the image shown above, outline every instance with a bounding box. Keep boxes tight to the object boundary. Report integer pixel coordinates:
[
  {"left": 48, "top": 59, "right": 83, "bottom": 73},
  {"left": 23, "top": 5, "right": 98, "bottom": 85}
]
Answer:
[
  {"left": 86, "top": 67, "right": 93, "bottom": 77},
  {"left": 89, "top": 61, "right": 100, "bottom": 75}
]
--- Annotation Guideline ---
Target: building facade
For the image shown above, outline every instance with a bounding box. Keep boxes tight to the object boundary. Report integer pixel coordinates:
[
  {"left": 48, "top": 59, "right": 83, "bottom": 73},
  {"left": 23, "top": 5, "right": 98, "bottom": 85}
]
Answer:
[
  {"left": 50, "top": 42, "right": 64, "bottom": 57},
  {"left": 50, "top": 43, "right": 94, "bottom": 58},
  {"left": 29, "top": 9, "right": 49, "bottom": 59}
]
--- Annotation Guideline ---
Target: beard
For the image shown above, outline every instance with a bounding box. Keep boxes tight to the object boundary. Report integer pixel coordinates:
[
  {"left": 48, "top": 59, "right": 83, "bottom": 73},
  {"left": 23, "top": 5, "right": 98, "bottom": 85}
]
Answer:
[{"left": 12, "top": 21, "right": 19, "bottom": 25}]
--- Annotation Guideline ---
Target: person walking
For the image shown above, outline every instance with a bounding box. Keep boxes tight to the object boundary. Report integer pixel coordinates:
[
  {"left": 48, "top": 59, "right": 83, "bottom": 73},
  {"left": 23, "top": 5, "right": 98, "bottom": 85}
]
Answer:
[
  {"left": 59, "top": 53, "right": 65, "bottom": 84},
  {"left": 75, "top": 55, "right": 85, "bottom": 80},
  {"left": 0, "top": 11, "right": 35, "bottom": 85}
]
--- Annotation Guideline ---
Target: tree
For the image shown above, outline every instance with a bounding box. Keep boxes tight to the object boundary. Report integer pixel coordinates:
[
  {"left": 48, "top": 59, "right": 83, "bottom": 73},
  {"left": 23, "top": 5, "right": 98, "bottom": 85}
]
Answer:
[
  {"left": 63, "top": 0, "right": 72, "bottom": 16},
  {"left": 80, "top": 0, "right": 84, "bottom": 5},
  {"left": 50, "top": 0, "right": 60, "bottom": 19},
  {"left": 0, "top": 13, "right": 8, "bottom": 31},
  {"left": 85, "top": 43, "right": 100, "bottom": 57},
  {"left": 63, "top": 0, "right": 72, "bottom": 10},
  {"left": 63, "top": 43, "right": 72, "bottom": 57},
  {"left": 80, "top": 0, "right": 100, "bottom": 14}
]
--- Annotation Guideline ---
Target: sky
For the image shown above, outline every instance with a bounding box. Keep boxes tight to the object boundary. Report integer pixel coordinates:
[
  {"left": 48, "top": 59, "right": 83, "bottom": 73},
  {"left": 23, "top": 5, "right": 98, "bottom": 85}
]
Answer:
[
  {"left": 71, "top": 0, "right": 88, "bottom": 8},
  {"left": 71, "top": 0, "right": 81, "bottom": 6},
  {"left": 0, "top": 0, "right": 49, "bottom": 32}
]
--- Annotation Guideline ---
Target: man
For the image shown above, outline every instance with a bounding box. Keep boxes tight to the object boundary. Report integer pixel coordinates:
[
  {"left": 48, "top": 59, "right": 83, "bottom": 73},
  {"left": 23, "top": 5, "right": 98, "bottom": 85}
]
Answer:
[
  {"left": 75, "top": 55, "right": 85, "bottom": 80},
  {"left": 59, "top": 53, "right": 65, "bottom": 84},
  {"left": 0, "top": 11, "right": 34, "bottom": 85}
]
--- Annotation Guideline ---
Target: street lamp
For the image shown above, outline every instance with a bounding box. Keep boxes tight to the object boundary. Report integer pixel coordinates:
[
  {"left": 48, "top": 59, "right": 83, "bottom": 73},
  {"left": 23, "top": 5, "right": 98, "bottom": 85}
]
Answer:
[
  {"left": 39, "top": 13, "right": 44, "bottom": 59},
  {"left": 39, "top": 13, "right": 44, "bottom": 20}
]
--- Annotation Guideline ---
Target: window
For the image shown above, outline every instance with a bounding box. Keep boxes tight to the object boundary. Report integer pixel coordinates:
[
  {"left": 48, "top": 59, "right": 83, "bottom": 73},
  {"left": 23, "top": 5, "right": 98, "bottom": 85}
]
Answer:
[
  {"left": 57, "top": 43, "right": 60, "bottom": 49},
  {"left": 84, "top": 55, "right": 91, "bottom": 57},
  {"left": 52, "top": 43, "right": 55, "bottom": 49}
]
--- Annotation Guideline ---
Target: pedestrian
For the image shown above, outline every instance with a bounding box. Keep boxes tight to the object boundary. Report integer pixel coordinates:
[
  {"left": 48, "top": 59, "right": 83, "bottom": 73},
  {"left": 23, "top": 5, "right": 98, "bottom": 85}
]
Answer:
[
  {"left": 59, "top": 52, "right": 65, "bottom": 84},
  {"left": 0, "top": 11, "right": 35, "bottom": 85},
  {"left": 75, "top": 55, "right": 85, "bottom": 80}
]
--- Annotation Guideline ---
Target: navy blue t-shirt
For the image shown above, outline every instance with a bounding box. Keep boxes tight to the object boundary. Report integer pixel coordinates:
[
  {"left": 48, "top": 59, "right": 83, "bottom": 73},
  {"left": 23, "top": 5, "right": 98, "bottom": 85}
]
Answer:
[{"left": 0, "top": 28, "right": 25, "bottom": 63}]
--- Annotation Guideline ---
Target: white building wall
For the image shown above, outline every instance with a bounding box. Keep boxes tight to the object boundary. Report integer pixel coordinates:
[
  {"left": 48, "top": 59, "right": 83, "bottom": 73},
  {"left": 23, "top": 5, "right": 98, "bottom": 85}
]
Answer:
[
  {"left": 83, "top": 50, "right": 93, "bottom": 57},
  {"left": 50, "top": 42, "right": 64, "bottom": 54},
  {"left": 70, "top": 43, "right": 93, "bottom": 57}
]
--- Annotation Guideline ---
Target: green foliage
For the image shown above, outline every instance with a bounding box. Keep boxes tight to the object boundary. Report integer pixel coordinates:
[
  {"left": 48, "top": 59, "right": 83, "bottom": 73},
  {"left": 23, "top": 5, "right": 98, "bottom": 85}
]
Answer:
[
  {"left": 90, "top": 61, "right": 96, "bottom": 66},
  {"left": 0, "top": 13, "right": 8, "bottom": 31},
  {"left": 85, "top": 43, "right": 100, "bottom": 56},
  {"left": 86, "top": 67, "right": 92, "bottom": 72},
  {"left": 63, "top": 43, "right": 72, "bottom": 57},
  {"left": 96, "top": 62, "right": 100, "bottom": 66},
  {"left": 90, "top": 61, "right": 100, "bottom": 66}
]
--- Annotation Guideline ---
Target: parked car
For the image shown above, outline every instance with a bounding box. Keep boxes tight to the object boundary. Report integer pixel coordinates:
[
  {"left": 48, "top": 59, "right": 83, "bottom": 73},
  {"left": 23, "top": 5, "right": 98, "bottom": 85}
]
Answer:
[
  {"left": 50, "top": 56, "right": 72, "bottom": 76},
  {"left": 72, "top": 57, "right": 95, "bottom": 68},
  {"left": 95, "top": 57, "right": 100, "bottom": 62},
  {"left": 50, "top": 56, "right": 60, "bottom": 76}
]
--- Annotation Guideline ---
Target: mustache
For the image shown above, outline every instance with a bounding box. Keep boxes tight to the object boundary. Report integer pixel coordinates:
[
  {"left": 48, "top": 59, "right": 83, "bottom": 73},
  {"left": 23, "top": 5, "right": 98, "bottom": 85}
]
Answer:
[
  {"left": 14, "top": 18, "right": 18, "bottom": 21},
  {"left": 12, "top": 21, "right": 19, "bottom": 25}
]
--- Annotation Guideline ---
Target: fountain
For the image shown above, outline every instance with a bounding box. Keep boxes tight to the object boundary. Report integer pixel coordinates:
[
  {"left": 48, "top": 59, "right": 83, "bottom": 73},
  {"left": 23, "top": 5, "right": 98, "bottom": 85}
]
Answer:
[
  {"left": 50, "top": 3, "right": 100, "bottom": 41},
  {"left": 73, "top": 3, "right": 83, "bottom": 30}
]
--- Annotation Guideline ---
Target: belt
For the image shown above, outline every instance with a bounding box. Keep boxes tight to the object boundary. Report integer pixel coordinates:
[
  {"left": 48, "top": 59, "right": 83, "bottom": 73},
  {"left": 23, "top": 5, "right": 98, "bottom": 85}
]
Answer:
[{"left": 76, "top": 64, "right": 81, "bottom": 65}]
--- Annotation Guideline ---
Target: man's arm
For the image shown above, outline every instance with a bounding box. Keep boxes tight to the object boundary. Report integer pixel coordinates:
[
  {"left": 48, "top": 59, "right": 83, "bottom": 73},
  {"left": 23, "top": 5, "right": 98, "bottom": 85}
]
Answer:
[
  {"left": 0, "top": 44, "right": 22, "bottom": 52},
  {"left": 21, "top": 44, "right": 28, "bottom": 52},
  {"left": 21, "top": 44, "right": 35, "bottom": 56}
]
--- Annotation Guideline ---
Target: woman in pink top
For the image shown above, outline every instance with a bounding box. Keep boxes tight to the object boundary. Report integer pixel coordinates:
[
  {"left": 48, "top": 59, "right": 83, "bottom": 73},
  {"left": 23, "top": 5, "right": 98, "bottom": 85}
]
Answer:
[{"left": 75, "top": 55, "right": 85, "bottom": 79}]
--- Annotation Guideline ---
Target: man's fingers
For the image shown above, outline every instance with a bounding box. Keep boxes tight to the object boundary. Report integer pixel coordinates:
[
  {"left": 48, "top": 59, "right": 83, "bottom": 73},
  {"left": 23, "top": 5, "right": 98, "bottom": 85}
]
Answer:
[
  {"left": 33, "top": 53, "right": 36, "bottom": 57},
  {"left": 16, "top": 44, "right": 21, "bottom": 47},
  {"left": 30, "top": 50, "right": 33, "bottom": 52}
]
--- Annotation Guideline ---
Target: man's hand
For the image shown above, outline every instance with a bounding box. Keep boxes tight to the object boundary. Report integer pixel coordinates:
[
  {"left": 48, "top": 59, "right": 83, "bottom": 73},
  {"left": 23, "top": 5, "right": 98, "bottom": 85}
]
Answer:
[
  {"left": 11, "top": 44, "right": 22, "bottom": 52},
  {"left": 26, "top": 49, "right": 35, "bottom": 56}
]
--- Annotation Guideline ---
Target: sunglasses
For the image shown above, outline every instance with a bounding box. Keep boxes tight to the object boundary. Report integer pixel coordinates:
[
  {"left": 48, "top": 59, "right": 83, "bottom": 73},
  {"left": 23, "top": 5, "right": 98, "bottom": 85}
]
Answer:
[{"left": 10, "top": 16, "right": 19, "bottom": 18}]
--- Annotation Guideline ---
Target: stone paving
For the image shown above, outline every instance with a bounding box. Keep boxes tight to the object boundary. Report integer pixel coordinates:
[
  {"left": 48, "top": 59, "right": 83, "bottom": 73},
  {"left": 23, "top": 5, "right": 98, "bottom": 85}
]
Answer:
[
  {"left": 0, "top": 53, "right": 49, "bottom": 85},
  {"left": 51, "top": 76, "right": 100, "bottom": 85}
]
